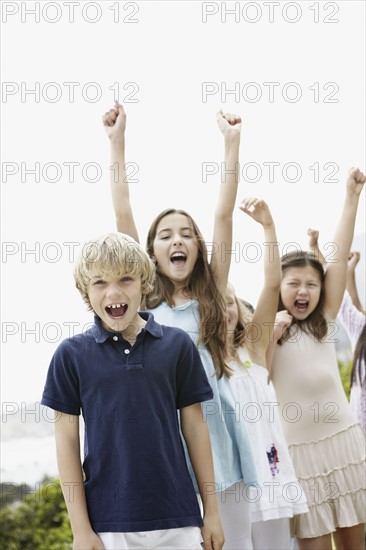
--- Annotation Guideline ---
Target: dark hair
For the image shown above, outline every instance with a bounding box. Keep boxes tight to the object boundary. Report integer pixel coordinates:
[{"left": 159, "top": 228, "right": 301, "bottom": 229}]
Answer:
[
  {"left": 240, "top": 299, "right": 255, "bottom": 314},
  {"left": 278, "top": 251, "right": 327, "bottom": 344},
  {"left": 145, "top": 208, "right": 230, "bottom": 378},
  {"left": 351, "top": 323, "right": 366, "bottom": 387}
]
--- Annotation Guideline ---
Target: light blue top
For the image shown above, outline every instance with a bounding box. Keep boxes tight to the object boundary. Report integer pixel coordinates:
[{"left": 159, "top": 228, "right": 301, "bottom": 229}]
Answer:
[{"left": 147, "top": 300, "right": 258, "bottom": 492}]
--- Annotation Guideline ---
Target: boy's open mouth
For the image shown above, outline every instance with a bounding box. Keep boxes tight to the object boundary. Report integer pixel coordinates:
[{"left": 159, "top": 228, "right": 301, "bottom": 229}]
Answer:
[
  {"left": 170, "top": 252, "right": 187, "bottom": 266},
  {"left": 106, "top": 303, "right": 128, "bottom": 318},
  {"left": 294, "top": 300, "right": 308, "bottom": 312}
]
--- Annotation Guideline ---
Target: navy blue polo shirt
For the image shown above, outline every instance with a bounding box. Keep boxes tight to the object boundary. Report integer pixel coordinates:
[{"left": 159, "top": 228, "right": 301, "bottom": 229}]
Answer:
[{"left": 41, "top": 312, "right": 213, "bottom": 533}]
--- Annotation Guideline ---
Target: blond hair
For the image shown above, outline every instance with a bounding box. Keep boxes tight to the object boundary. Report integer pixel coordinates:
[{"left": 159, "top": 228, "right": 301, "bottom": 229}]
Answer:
[{"left": 74, "top": 232, "right": 156, "bottom": 310}]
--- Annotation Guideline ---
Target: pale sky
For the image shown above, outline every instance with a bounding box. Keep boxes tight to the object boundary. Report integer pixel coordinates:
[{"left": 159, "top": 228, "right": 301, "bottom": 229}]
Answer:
[{"left": 1, "top": 0, "right": 365, "bottom": 413}]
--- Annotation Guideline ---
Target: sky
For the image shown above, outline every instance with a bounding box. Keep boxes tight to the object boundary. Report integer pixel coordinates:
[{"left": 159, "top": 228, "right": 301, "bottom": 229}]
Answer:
[{"left": 1, "top": 1, "right": 365, "bottom": 481}]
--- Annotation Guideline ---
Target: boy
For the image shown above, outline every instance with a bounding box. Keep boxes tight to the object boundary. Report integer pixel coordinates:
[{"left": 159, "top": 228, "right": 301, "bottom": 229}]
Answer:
[{"left": 41, "top": 232, "right": 224, "bottom": 550}]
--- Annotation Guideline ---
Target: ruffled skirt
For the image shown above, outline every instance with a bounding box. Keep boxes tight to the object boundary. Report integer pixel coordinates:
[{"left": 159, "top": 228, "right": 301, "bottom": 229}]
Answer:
[{"left": 289, "top": 423, "right": 366, "bottom": 538}]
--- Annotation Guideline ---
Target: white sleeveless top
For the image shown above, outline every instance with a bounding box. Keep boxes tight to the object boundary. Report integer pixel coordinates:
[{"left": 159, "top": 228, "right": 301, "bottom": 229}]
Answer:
[
  {"left": 271, "top": 325, "right": 356, "bottom": 446},
  {"left": 230, "top": 348, "right": 308, "bottom": 520}
]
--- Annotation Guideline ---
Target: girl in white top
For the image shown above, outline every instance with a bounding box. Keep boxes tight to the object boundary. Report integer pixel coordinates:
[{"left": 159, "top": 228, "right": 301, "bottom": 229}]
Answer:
[
  {"left": 225, "top": 198, "right": 308, "bottom": 549},
  {"left": 267, "top": 169, "right": 366, "bottom": 550}
]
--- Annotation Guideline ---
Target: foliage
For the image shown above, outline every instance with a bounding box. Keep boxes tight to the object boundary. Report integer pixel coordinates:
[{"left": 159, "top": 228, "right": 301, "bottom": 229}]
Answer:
[
  {"left": 338, "top": 358, "right": 352, "bottom": 400},
  {"left": 0, "top": 478, "right": 72, "bottom": 550},
  {"left": 0, "top": 483, "right": 32, "bottom": 510}
]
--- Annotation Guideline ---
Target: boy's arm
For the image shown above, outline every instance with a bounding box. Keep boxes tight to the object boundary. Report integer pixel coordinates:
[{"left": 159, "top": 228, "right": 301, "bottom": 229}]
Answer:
[
  {"left": 323, "top": 168, "right": 365, "bottom": 319},
  {"left": 240, "top": 198, "right": 281, "bottom": 363},
  {"left": 55, "top": 412, "right": 104, "bottom": 550},
  {"left": 180, "top": 403, "right": 225, "bottom": 550},
  {"left": 103, "top": 102, "right": 140, "bottom": 242},
  {"left": 346, "top": 252, "right": 365, "bottom": 314},
  {"left": 211, "top": 112, "right": 241, "bottom": 295}
]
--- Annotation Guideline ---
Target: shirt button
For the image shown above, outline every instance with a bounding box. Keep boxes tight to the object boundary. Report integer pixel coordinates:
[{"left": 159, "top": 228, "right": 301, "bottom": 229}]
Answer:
[
  {"left": 124, "top": 349, "right": 130, "bottom": 354},
  {"left": 113, "top": 336, "right": 118, "bottom": 341}
]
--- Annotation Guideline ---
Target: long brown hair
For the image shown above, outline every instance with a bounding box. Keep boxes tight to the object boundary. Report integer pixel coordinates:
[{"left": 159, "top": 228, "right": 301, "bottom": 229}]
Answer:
[
  {"left": 351, "top": 324, "right": 366, "bottom": 387},
  {"left": 145, "top": 208, "right": 230, "bottom": 378},
  {"left": 228, "top": 295, "right": 254, "bottom": 367},
  {"left": 278, "top": 251, "right": 327, "bottom": 344}
]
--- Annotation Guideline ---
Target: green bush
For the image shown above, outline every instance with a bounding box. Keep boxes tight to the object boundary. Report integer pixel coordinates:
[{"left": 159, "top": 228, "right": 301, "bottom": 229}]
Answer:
[
  {"left": 338, "top": 358, "right": 352, "bottom": 400},
  {"left": 0, "top": 478, "right": 72, "bottom": 550}
]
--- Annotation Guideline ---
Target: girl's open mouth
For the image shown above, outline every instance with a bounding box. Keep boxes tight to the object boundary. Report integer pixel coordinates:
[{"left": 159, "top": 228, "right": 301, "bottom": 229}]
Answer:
[
  {"left": 170, "top": 252, "right": 187, "bottom": 266},
  {"left": 294, "top": 300, "right": 308, "bottom": 312}
]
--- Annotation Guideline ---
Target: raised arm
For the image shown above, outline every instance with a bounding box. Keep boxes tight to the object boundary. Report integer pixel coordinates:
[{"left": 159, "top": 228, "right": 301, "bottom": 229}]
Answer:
[
  {"left": 323, "top": 168, "right": 365, "bottom": 319},
  {"left": 180, "top": 403, "right": 224, "bottom": 550},
  {"left": 55, "top": 413, "right": 104, "bottom": 550},
  {"left": 346, "top": 252, "right": 365, "bottom": 314},
  {"left": 211, "top": 112, "right": 241, "bottom": 295},
  {"left": 308, "top": 228, "right": 365, "bottom": 314},
  {"left": 307, "top": 228, "right": 326, "bottom": 266},
  {"left": 103, "top": 102, "right": 139, "bottom": 242},
  {"left": 239, "top": 198, "right": 281, "bottom": 365}
]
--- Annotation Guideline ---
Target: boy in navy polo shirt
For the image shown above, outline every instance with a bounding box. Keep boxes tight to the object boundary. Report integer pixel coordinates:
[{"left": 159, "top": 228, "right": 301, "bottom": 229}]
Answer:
[{"left": 41, "top": 232, "right": 224, "bottom": 550}]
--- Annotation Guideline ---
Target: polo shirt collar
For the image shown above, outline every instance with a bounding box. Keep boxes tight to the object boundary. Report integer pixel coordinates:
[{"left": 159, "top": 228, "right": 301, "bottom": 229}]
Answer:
[{"left": 91, "top": 311, "right": 163, "bottom": 344}]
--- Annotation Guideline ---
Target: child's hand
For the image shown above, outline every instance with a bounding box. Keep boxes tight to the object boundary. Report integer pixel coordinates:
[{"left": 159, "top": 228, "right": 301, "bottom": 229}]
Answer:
[
  {"left": 346, "top": 167, "right": 366, "bottom": 196},
  {"left": 201, "top": 511, "right": 225, "bottom": 550},
  {"left": 102, "top": 102, "right": 126, "bottom": 144},
  {"left": 307, "top": 227, "right": 326, "bottom": 265},
  {"left": 239, "top": 197, "right": 273, "bottom": 228},
  {"left": 216, "top": 110, "right": 241, "bottom": 141},
  {"left": 348, "top": 251, "right": 360, "bottom": 272},
  {"left": 273, "top": 310, "right": 293, "bottom": 342},
  {"left": 307, "top": 227, "right": 319, "bottom": 250},
  {"left": 73, "top": 532, "right": 104, "bottom": 549}
]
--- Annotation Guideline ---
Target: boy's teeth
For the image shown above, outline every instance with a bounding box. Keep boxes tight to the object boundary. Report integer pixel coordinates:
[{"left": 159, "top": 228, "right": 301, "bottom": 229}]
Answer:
[{"left": 106, "top": 303, "right": 128, "bottom": 318}]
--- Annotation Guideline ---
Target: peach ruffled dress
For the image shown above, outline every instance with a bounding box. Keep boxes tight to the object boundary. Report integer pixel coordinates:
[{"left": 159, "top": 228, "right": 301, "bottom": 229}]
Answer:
[{"left": 271, "top": 325, "right": 366, "bottom": 538}]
